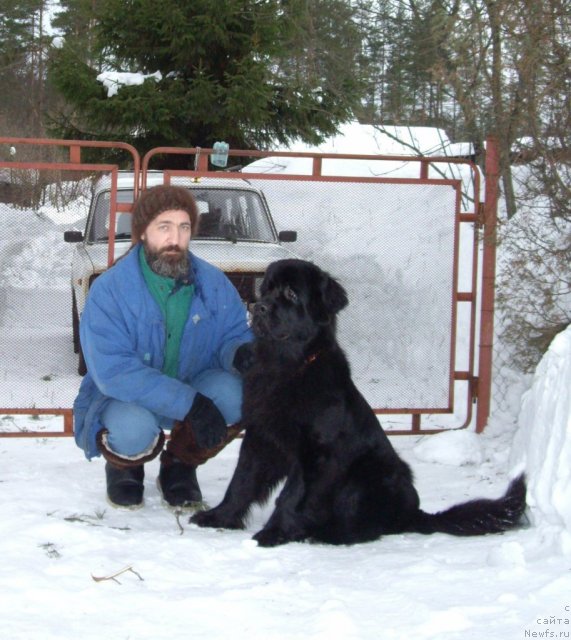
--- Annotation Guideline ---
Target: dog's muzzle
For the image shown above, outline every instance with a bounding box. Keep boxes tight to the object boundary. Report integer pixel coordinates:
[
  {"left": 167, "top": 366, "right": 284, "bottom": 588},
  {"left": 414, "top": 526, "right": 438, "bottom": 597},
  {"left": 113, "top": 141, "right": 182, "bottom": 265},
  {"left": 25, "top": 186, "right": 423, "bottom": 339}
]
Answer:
[
  {"left": 251, "top": 301, "right": 291, "bottom": 340},
  {"left": 251, "top": 302, "right": 270, "bottom": 337}
]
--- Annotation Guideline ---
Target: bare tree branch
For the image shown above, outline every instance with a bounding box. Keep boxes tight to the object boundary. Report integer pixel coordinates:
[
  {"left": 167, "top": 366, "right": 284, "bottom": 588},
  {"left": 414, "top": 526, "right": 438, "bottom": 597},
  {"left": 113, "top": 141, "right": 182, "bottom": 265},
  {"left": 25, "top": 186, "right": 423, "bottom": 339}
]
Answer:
[{"left": 91, "top": 565, "right": 144, "bottom": 584}]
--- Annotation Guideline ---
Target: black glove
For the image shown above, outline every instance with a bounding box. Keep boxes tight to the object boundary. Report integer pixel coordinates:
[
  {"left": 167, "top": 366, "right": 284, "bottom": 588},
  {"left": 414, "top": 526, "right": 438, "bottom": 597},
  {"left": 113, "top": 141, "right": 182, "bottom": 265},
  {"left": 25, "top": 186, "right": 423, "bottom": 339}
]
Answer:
[
  {"left": 233, "top": 342, "right": 255, "bottom": 374},
  {"left": 184, "top": 392, "right": 227, "bottom": 449}
]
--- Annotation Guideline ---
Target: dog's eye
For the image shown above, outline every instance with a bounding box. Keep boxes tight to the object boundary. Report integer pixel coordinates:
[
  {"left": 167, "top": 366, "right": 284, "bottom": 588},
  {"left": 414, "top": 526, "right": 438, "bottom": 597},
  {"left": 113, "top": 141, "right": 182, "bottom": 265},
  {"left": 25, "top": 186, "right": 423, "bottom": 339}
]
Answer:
[{"left": 283, "top": 286, "right": 298, "bottom": 303}]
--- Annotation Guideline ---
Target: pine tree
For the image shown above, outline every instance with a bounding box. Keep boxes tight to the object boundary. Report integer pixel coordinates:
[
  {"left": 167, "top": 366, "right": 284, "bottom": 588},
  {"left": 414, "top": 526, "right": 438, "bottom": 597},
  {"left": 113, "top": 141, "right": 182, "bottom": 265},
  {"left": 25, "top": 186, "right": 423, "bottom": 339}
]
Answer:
[{"left": 47, "top": 0, "right": 365, "bottom": 156}]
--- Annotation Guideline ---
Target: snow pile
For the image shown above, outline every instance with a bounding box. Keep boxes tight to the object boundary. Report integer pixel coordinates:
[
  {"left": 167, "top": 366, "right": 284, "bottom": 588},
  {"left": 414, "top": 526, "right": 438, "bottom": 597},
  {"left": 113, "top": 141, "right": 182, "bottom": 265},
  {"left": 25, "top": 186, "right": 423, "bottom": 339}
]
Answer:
[
  {"left": 285, "top": 122, "right": 451, "bottom": 156},
  {"left": 0, "top": 196, "right": 87, "bottom": 290},
  {"left": 510, "top": 324, "right": 571, "bottom": 552},
  {"left": 243, "top": 122, "right": 454, "bottom": 178}
]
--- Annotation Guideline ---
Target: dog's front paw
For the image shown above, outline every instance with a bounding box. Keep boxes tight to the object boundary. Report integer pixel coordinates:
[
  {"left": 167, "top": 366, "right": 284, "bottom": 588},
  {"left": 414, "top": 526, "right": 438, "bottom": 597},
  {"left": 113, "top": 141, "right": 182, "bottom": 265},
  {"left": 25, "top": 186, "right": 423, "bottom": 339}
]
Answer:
[
  {"left": 252, "top": 527, "right": 292, "bottom": 547},
  {"left": 190, "top": 507, "right": 244, "bottom": 530}
]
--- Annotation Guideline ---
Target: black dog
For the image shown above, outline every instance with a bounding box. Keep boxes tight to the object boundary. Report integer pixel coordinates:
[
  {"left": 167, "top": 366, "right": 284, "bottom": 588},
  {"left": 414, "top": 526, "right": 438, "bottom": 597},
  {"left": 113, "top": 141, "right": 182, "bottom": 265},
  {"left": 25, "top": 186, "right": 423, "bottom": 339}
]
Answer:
[{"left": 191, "top": 259, "right": 526, "bottom": 546}]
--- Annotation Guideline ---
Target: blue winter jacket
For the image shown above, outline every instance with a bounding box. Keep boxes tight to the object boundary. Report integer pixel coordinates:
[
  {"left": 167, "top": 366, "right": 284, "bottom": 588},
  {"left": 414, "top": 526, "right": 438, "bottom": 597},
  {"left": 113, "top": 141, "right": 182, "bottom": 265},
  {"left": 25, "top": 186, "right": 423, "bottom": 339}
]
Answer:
[{"left": 73, "top": 244, "right": 253, "bottom": 459}]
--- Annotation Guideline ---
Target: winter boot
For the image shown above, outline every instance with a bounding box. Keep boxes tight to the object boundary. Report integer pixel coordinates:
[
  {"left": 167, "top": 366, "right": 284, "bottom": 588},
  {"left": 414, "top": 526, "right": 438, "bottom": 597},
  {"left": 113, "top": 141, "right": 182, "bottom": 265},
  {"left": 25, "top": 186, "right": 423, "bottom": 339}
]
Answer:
[
  {"left": 158, "top": 451, "right": 202, "bottom": 508},
  {"left": 96, "top": 428, "right": 165, "bottom": 509},
  {"left": 105, "top": 462, "right": 145, "bottom": 509}
]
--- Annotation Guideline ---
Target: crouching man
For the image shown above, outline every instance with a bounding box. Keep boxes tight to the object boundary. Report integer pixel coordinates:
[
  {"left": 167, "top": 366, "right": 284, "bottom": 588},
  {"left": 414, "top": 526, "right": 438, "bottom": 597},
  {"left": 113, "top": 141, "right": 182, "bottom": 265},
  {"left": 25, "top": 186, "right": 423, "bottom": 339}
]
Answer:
[{"left": 73, "top": 185, "right": 253, "bottom": 509}]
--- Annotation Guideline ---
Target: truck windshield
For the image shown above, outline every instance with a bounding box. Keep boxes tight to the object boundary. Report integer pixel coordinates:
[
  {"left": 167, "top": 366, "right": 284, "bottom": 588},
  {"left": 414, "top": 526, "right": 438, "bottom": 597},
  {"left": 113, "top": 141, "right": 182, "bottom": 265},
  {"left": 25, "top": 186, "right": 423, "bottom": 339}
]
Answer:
[{"left": 88, "top": 187, "right": 277, "bottom": 243}]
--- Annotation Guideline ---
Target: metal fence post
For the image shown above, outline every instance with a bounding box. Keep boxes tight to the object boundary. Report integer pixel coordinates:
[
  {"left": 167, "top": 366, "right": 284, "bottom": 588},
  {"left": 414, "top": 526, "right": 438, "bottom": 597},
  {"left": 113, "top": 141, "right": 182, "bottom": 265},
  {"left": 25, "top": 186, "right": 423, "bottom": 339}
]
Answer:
[{"left": 476, "top": 136, "right": 500, "bottom": 433}]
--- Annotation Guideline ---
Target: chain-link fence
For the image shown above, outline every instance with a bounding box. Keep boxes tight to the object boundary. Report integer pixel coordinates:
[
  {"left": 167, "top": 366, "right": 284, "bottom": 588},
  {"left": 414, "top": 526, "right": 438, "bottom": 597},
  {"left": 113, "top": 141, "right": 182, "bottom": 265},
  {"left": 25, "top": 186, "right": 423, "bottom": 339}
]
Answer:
[
  {"left": 0, "top": 170, "right": 98, "bottom": 432},
  {"left": 0, "top": 142, "right": 489, "bottom": 436}
]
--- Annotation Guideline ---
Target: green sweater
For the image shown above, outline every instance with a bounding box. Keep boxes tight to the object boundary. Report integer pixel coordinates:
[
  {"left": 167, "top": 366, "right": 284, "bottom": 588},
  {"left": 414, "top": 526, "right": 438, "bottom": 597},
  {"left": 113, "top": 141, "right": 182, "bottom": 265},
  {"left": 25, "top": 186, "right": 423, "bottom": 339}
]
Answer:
[{"left": 139, "top": 250, "right": 194, "bottom": 378}]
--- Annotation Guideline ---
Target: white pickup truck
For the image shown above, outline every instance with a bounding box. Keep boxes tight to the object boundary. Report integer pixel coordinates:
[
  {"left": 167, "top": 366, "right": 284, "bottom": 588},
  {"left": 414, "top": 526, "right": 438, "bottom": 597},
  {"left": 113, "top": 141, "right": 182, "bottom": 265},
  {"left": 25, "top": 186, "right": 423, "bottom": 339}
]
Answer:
[{"left": 64, "top": 172, "right": 298, "bottom": 374}]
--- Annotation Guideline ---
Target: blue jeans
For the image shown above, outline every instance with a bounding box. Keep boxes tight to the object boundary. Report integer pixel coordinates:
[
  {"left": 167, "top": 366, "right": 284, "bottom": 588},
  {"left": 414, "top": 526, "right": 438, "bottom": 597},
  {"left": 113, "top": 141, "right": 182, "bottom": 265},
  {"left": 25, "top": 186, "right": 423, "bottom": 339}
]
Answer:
[{"left": 101, "top": 369, "right": 243, "bottom": 457}]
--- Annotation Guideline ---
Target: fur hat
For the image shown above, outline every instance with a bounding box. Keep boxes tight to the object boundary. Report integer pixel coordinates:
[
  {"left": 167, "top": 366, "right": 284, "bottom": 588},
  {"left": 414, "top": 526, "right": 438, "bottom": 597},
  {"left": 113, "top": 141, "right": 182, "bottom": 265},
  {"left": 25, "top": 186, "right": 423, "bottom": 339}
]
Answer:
[{"left": 131, "top": 185, "right": 199, "bottom": 244}]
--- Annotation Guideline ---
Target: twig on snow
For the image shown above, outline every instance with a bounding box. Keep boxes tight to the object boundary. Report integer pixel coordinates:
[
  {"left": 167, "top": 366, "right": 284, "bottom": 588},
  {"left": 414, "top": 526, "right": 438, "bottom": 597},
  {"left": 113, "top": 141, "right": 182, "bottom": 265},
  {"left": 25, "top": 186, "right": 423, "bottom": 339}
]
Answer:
[
  {"left": 91, "top": 565, "right": 144, "bottom": 584},
  {"left": 174, "top": 508, "right": 185, "bottom": 535}
]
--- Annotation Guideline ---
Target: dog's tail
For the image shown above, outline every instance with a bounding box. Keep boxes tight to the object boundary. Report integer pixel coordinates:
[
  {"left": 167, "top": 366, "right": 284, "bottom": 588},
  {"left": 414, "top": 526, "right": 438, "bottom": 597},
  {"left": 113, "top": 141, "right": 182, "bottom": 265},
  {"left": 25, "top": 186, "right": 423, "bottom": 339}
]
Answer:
[{"left": 411, "top": 474, "right": 527, "bottom": 537}]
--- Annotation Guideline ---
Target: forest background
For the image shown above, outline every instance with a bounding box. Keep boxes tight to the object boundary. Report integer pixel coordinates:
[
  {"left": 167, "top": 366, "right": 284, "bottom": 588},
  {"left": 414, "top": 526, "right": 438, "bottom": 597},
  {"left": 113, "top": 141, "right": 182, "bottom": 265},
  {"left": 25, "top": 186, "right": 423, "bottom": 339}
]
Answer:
[{"left": 0, "top": 0, "right": 569, "bottom": 373}]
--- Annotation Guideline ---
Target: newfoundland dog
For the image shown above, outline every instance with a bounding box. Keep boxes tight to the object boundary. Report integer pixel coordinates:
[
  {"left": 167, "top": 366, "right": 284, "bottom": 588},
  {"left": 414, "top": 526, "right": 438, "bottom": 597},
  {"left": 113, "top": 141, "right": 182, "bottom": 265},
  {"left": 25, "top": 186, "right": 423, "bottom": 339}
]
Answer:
[{"left": 191, "top": 259, "right": 526, "bottom": 546}]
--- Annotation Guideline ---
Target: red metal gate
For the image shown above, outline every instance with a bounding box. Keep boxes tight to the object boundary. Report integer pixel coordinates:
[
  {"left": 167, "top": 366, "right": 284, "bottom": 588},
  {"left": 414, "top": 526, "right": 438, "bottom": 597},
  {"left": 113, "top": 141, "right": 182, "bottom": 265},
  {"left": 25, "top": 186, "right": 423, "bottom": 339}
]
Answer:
[{"left": 0, "top": 136, "right": 500, "bottom": 437}]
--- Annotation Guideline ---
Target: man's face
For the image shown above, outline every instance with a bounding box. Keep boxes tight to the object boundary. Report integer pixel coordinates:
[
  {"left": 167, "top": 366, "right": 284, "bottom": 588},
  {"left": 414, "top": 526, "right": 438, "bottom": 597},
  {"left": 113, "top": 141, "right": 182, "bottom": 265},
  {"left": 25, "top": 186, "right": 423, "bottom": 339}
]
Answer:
[{"left": 142, "top": 209, "right": 192, "bottom": 279}]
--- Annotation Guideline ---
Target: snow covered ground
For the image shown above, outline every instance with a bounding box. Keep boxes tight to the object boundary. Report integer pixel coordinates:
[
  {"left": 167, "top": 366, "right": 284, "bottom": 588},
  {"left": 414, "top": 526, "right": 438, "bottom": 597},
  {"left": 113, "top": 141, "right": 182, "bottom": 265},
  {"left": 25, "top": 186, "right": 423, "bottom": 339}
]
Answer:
[
  {"left": 0, "top": 126, "right": 569, "bottom": 639},
  {"left": 1, "top": 343, "right": 570, "bottom": 640}
]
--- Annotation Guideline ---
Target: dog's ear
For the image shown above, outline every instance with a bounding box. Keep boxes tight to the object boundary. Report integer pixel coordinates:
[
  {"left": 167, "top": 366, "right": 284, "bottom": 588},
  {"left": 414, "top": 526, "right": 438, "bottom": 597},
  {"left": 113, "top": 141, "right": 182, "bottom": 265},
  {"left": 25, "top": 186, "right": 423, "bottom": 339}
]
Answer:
[{"left": 317, "top": 272, "right": 348, "bottom": 322}]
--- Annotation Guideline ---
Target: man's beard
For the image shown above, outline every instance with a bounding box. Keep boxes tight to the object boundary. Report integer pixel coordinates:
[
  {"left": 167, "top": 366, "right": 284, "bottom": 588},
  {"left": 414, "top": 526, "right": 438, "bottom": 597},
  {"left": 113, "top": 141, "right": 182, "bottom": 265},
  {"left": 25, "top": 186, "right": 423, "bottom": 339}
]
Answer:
[{"left": 143, "top": 243, "right": 189, "bottom": 280}]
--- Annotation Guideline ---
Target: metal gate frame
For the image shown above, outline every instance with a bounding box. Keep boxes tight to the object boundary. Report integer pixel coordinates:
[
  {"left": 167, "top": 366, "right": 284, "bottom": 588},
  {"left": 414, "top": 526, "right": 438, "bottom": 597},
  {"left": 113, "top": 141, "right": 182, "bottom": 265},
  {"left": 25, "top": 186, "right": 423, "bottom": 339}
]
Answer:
[
  {"left": 0, "top": 137, "right": 139, "bottom": 437},
  {"left": 0, "top": 136, "right": 500, "bottom": 437}
]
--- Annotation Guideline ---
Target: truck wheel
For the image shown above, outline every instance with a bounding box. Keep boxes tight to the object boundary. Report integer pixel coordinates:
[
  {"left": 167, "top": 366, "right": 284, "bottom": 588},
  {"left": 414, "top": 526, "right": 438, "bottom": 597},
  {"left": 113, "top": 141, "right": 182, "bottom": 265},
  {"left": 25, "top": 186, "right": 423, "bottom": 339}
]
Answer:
[
  {"left": 72, "top": 290, "right": 80, "bottom": 354},
  {"left": 78, "top": 346, "right": 87, "bottom": 376}
]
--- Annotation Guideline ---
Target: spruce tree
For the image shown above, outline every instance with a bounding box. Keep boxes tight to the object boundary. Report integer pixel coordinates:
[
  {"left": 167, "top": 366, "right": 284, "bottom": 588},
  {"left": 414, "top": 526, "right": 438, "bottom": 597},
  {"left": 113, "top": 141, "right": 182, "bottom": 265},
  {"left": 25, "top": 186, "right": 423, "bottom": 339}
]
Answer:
[{"left": 48, "top": 0, "right": 365, "bottom": 156}]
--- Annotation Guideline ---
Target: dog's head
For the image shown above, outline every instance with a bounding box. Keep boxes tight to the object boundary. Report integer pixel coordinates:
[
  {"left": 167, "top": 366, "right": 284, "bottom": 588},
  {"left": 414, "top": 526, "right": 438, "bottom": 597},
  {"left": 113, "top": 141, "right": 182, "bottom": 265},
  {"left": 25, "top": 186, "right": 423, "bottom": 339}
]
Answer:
[{"left": 251, "top": 259, "right": 348, "bottom": 349}]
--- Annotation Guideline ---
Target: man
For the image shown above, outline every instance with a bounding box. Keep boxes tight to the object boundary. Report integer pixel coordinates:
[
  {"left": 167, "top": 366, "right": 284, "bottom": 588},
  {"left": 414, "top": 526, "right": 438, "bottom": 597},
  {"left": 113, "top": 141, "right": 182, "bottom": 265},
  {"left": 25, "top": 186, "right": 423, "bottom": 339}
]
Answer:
[{"left": 73, "top": 184, "right": 254, "bottom": 509}]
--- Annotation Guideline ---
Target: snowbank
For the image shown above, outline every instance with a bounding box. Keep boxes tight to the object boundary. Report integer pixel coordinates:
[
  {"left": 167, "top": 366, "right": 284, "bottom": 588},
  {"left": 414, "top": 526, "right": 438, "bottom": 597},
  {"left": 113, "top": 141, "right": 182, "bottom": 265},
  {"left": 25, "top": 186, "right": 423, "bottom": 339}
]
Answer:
[
  {"left": 510, "top": 324, "right": 571, "bottom": 552},
  {"left": 284, "top": 122, "right": 451, "bottom": 156},
  {"left": 243, "top": 122, "right": 456, "bottom": 179}
]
